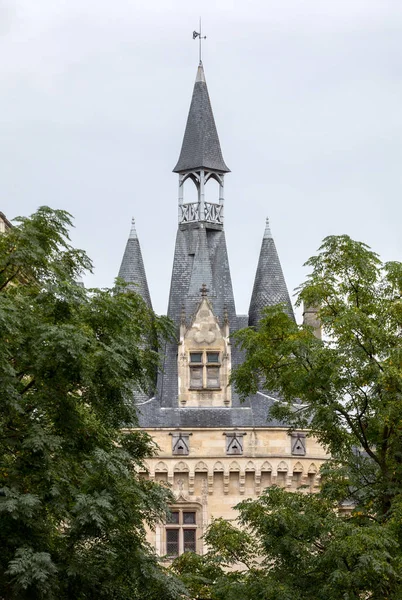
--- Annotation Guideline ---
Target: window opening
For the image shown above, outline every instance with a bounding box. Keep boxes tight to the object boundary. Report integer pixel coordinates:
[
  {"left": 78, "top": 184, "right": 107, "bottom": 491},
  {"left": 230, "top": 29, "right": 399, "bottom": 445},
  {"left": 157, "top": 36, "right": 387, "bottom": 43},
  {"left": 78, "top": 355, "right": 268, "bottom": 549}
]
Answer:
[
  {"left": 189, "top": 351, "right": 221, "bottom": 390},
  {"left": 166, "top": 529, "right": 179, "bottom": 557},
  {"left": 183, "top": 529, "right": 196, "bottom": 552},
  {"left": 190, "top": 352, "right": 203, "bottom": 363},
  {"left": 183, "top": 511, "right": 196, "bottom": 524},
  {"left": 165, "top": 508, "right": 198, "bottom": 557},
  {"left": 167, "top": 511, "right": 179, "bottom": 524}
]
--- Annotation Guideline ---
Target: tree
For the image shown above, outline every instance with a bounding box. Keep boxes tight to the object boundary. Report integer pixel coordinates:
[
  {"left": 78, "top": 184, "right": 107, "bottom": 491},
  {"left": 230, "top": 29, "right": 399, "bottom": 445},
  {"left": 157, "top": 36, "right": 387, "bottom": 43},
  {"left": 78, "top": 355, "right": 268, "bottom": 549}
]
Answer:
[
  {"left": 173, "top": 235, "right": 402, "bottom": 599},
  {"left": 0, "top": 207, "right": 185, "bottom": 599}
]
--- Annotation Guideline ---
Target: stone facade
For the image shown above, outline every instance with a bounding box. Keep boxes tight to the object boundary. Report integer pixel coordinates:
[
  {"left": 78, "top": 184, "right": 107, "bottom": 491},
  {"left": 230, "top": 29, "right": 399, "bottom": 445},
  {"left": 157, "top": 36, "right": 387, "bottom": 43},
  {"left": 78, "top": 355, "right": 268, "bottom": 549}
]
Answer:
[{"left": 137, "top": 427, "right": 328, "bottom": 556}]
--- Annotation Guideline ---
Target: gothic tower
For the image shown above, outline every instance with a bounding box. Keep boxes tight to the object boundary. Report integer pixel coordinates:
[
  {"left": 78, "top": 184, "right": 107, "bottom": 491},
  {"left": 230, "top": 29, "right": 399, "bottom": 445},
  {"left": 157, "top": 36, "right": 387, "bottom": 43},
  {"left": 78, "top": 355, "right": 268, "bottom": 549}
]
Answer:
[{"left": 118, "top": 62, "right": 328, "bottom": 558}]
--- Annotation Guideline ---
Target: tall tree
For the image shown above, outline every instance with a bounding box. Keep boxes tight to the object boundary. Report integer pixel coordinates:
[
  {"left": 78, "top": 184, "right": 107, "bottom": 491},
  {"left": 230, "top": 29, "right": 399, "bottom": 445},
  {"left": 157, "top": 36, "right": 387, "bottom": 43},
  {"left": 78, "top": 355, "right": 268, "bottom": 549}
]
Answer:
[
  {"left": 0, "top": 207, "right": 184, "bottom": 599},
  {"left": 173, "top": 235, "right": 402, "bottom": 599}
]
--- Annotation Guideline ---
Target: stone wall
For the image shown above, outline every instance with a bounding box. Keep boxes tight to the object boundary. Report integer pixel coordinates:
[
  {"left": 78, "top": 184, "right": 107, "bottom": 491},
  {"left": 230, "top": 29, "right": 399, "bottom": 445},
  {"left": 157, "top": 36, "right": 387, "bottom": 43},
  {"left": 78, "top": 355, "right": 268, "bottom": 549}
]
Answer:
[{"left": 136, "top": 426, "right": 329, "bottom": 556}]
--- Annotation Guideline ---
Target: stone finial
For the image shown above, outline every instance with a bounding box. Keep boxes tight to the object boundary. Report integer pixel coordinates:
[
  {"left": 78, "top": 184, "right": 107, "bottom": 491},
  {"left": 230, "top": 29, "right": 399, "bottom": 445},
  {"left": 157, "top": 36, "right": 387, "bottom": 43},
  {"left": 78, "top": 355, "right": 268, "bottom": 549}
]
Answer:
[
  {"left": 264, "top": 217, "right": 273, "bottom": 239},
  {"left": 195, "top": 63, "right": 206, "bottom": 83},
  {"left": 303, "top": 303, "right": 322, "bottom": 340},
  {"left": 200, "top": 283, "right": 209, "bottom": 297},
  {"left": 129, "top": 217, "right": 137, "bottom": 240}
]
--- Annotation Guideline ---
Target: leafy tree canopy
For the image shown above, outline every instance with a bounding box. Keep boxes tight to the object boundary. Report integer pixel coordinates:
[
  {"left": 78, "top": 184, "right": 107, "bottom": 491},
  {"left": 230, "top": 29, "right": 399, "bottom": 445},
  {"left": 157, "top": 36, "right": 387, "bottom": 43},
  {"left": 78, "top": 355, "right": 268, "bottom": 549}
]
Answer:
[
  {"left": 0, "top": 207, "right": 185, "bottom": 599},
  {"left": 173, "top": 235, "right": 402, "bottom": 599}
]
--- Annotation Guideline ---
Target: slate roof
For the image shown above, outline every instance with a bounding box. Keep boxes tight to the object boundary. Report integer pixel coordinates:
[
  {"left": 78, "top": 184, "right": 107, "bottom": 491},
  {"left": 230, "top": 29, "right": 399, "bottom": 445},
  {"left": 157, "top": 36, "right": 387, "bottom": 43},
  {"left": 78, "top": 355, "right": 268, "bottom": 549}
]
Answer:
[
  {"left": 117, "top": 218, "right": 152, "bottom": 309},
  {"left": 173, "top": 64, "right": 230, "bottom": 173},
  {"left": 158, "top": 221, "right": 237, "bottom": 409},
  {"left": 249, "top": 219, "right": 294, "bottom": 327},
  {"left": 136, "top": 391, "right": 286, "bottom": 429}
]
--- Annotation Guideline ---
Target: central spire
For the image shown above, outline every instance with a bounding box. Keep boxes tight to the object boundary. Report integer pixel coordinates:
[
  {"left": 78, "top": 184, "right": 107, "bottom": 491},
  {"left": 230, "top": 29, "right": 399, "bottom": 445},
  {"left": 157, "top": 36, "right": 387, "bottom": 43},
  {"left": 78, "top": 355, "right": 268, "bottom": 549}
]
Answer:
[{"left": 173, "top": 63, "right": 230, "bottom": 174}]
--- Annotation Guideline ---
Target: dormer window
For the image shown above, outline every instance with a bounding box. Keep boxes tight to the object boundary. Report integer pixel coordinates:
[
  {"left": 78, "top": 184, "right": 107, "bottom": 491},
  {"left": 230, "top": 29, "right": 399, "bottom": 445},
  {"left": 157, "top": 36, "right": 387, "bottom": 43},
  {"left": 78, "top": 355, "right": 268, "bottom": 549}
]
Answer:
[
  {"left": 291, "top": 432, "right": 306, "bottom": 456},
  {"left": 225, "top": 433, "right": 244, "bottom": 455},
  {"left": 172, "top": 433, "right": 190, "bottom": 456},
  {"left": 189, "top": 351, "right": 220, "bottom": 390}
]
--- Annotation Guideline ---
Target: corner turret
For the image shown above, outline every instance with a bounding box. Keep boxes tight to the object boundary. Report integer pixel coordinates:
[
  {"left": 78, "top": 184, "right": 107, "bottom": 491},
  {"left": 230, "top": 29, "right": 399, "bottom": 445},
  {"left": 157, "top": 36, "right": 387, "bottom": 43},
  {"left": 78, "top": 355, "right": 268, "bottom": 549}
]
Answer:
[
  {"left": 249, "top": 218, "right": 294, "bottom": 326},
  {"left": 117, "top": 218, "right": 152, "bottom": 308}
]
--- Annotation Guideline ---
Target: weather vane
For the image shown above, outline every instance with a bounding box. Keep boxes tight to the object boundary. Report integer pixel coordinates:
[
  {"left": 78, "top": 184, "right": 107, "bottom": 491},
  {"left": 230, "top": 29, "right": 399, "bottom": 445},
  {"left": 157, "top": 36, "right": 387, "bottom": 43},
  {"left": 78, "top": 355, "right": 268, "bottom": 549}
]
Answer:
[{"left": 193, "top": 18, "right": 206, "bottom": 64}]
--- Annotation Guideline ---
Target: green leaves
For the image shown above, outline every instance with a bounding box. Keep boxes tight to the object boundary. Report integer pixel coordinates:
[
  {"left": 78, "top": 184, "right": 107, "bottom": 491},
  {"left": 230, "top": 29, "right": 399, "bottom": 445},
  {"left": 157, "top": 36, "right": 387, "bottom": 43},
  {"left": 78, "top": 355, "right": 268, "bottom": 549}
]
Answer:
[
  {"left": 0, "top": 207, "right": 182, "bottom": 599},
  {"left": 6, "top": 547, "right": 58, "bottom": 596}
]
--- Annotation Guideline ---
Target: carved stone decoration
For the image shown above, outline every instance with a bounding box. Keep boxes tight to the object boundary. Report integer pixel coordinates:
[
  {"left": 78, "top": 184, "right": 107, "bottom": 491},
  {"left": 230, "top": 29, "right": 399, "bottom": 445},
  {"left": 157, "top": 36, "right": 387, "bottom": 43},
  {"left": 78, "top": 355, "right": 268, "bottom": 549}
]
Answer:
[
  {"left": 174, "top": 461, "right": 189, "bottom": 472},
  {"left": 213, "top": 461, "right": 224, "bottom": 472},
  {"left": 261, "top": 461, "right": 273, "bottom": 472},
  {"left": 189, "top": 474, "right": 195, "bottom": 495},
  {"left": 155, "top": 461, "right": 168, "bottom": 473},
  {"left": 223, "top": 473, "right": 229, "bottom": 495},
  {"left": 201, "top": 477, "right": 208, "bottom": 503},
  {"left": 245, "top": 461, "right": 256, "bottom": 472},
  {"left": 291, "top": 432, "right": 306, "bottom": 456},
  {"left": 239, "top": 473, "right": 245, "bottom": 495},
  {"left": 194, "top": 324, "right": 216, "bottom": 344},
  {"left": 255, "top": 472, "right": 261, "bottom": 496},
  {"left": 195, "top": 461, "right": 208, "bottom": 472},
  {"left": 177, "top": 296, "right": 232, "bottom": 407}
]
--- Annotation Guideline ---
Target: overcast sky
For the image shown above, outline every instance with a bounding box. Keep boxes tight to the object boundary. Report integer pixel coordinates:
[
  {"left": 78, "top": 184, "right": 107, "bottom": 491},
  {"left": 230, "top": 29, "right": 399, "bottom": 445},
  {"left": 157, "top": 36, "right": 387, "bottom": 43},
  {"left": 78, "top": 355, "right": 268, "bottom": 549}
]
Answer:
[{"left": 1, "top": 0, "right": 402, "bottom": 316}]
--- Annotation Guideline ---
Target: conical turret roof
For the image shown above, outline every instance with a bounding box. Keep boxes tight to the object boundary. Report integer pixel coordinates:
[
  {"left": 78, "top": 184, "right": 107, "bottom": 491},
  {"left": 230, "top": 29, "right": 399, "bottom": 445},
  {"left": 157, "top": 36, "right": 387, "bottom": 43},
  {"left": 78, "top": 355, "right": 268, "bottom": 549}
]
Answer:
[
  {"left": 117, "top": 218, "right": 152, "bottom": 308},
  {"left": 173, "top": 63, "right": 230, "bottom": 173},
  {"left": 249, "top": 219, "right": 294, "bottom": 326}
]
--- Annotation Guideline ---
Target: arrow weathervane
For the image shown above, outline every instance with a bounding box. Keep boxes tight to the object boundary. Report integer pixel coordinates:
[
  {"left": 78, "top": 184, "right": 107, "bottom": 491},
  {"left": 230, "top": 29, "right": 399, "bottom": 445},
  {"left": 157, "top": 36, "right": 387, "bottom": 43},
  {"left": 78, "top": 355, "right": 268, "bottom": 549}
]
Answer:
[{"left": 193, "top": 18, "right": 206, "bottom": 64}]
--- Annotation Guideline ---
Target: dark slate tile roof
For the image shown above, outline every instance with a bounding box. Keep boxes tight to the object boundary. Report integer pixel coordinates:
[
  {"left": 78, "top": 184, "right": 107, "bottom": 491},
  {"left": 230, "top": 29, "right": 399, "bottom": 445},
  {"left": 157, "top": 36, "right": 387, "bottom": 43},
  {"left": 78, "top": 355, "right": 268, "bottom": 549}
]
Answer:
[
  {"left": 173, "top": 64, "right": 230, "bottom": 174},
  {"left": 158, "top": 221, "right": 237, "bottom": 409},
  {"left": 136, "top": 392, "right": 287, "bottom": 428},
  {"left": 117, "top": 219, "right": 152, "bottom": 309},
  {"left": 248, "top": 219, "right": 294, "bottom": 326}
]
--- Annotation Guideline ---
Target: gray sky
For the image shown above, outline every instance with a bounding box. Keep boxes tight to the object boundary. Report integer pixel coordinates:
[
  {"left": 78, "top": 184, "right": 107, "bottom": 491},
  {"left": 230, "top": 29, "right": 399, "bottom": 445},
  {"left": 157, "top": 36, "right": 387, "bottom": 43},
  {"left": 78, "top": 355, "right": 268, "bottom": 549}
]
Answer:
[{"left": 1, "top": 0, "right": 402, "bottom": 316}]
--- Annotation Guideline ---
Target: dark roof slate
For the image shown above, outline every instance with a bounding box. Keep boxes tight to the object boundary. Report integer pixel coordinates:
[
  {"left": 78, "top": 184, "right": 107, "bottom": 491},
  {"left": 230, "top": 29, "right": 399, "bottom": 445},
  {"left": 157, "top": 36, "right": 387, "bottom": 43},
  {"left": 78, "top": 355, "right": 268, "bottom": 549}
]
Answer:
[
  {"left": 117, "top": 219, "right": 152, "bottom": 309},
  {"left": 249, "top": 219, "right": 294, "bottom": 326},
  {"left": 136, "top": 391, "right": 286, "bottom": 428},
  {"left": 173, "top": 64, "right": 230, "bottom": 173}
]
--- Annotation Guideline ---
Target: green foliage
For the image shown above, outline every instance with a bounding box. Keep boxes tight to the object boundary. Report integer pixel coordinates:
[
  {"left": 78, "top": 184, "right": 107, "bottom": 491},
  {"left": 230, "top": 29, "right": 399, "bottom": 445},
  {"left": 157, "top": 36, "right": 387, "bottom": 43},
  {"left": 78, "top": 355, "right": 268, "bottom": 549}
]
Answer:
[
  {"left": 188, "top": 488, "right": 400, "bottom": 600},
  {"left": 0, "top": 207, "right": 184, "bottom": 599},
  {"left": 233, "top": 235, "right": 402, "bottom": 519},
  {"left": 174, "top": 235, "right": 402, "bottom": 599}
]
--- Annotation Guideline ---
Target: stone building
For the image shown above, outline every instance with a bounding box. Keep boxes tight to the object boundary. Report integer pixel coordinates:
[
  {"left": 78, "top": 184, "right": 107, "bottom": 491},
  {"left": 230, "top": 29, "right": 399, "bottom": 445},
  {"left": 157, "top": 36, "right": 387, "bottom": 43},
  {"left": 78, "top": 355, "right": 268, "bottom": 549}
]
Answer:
[
  {"left": 118, "top": 62, "right": 328, "bottom": 557},
  {"left": 0, "top": 212, "right": 12, "bottom": 233}
]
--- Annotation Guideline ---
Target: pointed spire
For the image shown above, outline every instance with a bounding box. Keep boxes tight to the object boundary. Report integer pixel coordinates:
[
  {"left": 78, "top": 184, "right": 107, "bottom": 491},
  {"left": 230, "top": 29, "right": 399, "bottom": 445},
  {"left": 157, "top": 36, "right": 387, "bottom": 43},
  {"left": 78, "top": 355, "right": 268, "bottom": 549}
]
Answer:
[
  {"left": 264, "top": 217, "right": 273, "bottom": 239},
  {"left": 173, "top": 63, "right": 230, "bottom": 173},
  {"left": 117, "top": 217, "right": 152, "bottom": 308},
  {"left": 129, "top": 217, "right": 137, "bottom": 239},
  {"left": 249, "top": 219, "right": 294, "bottom": 326}
]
